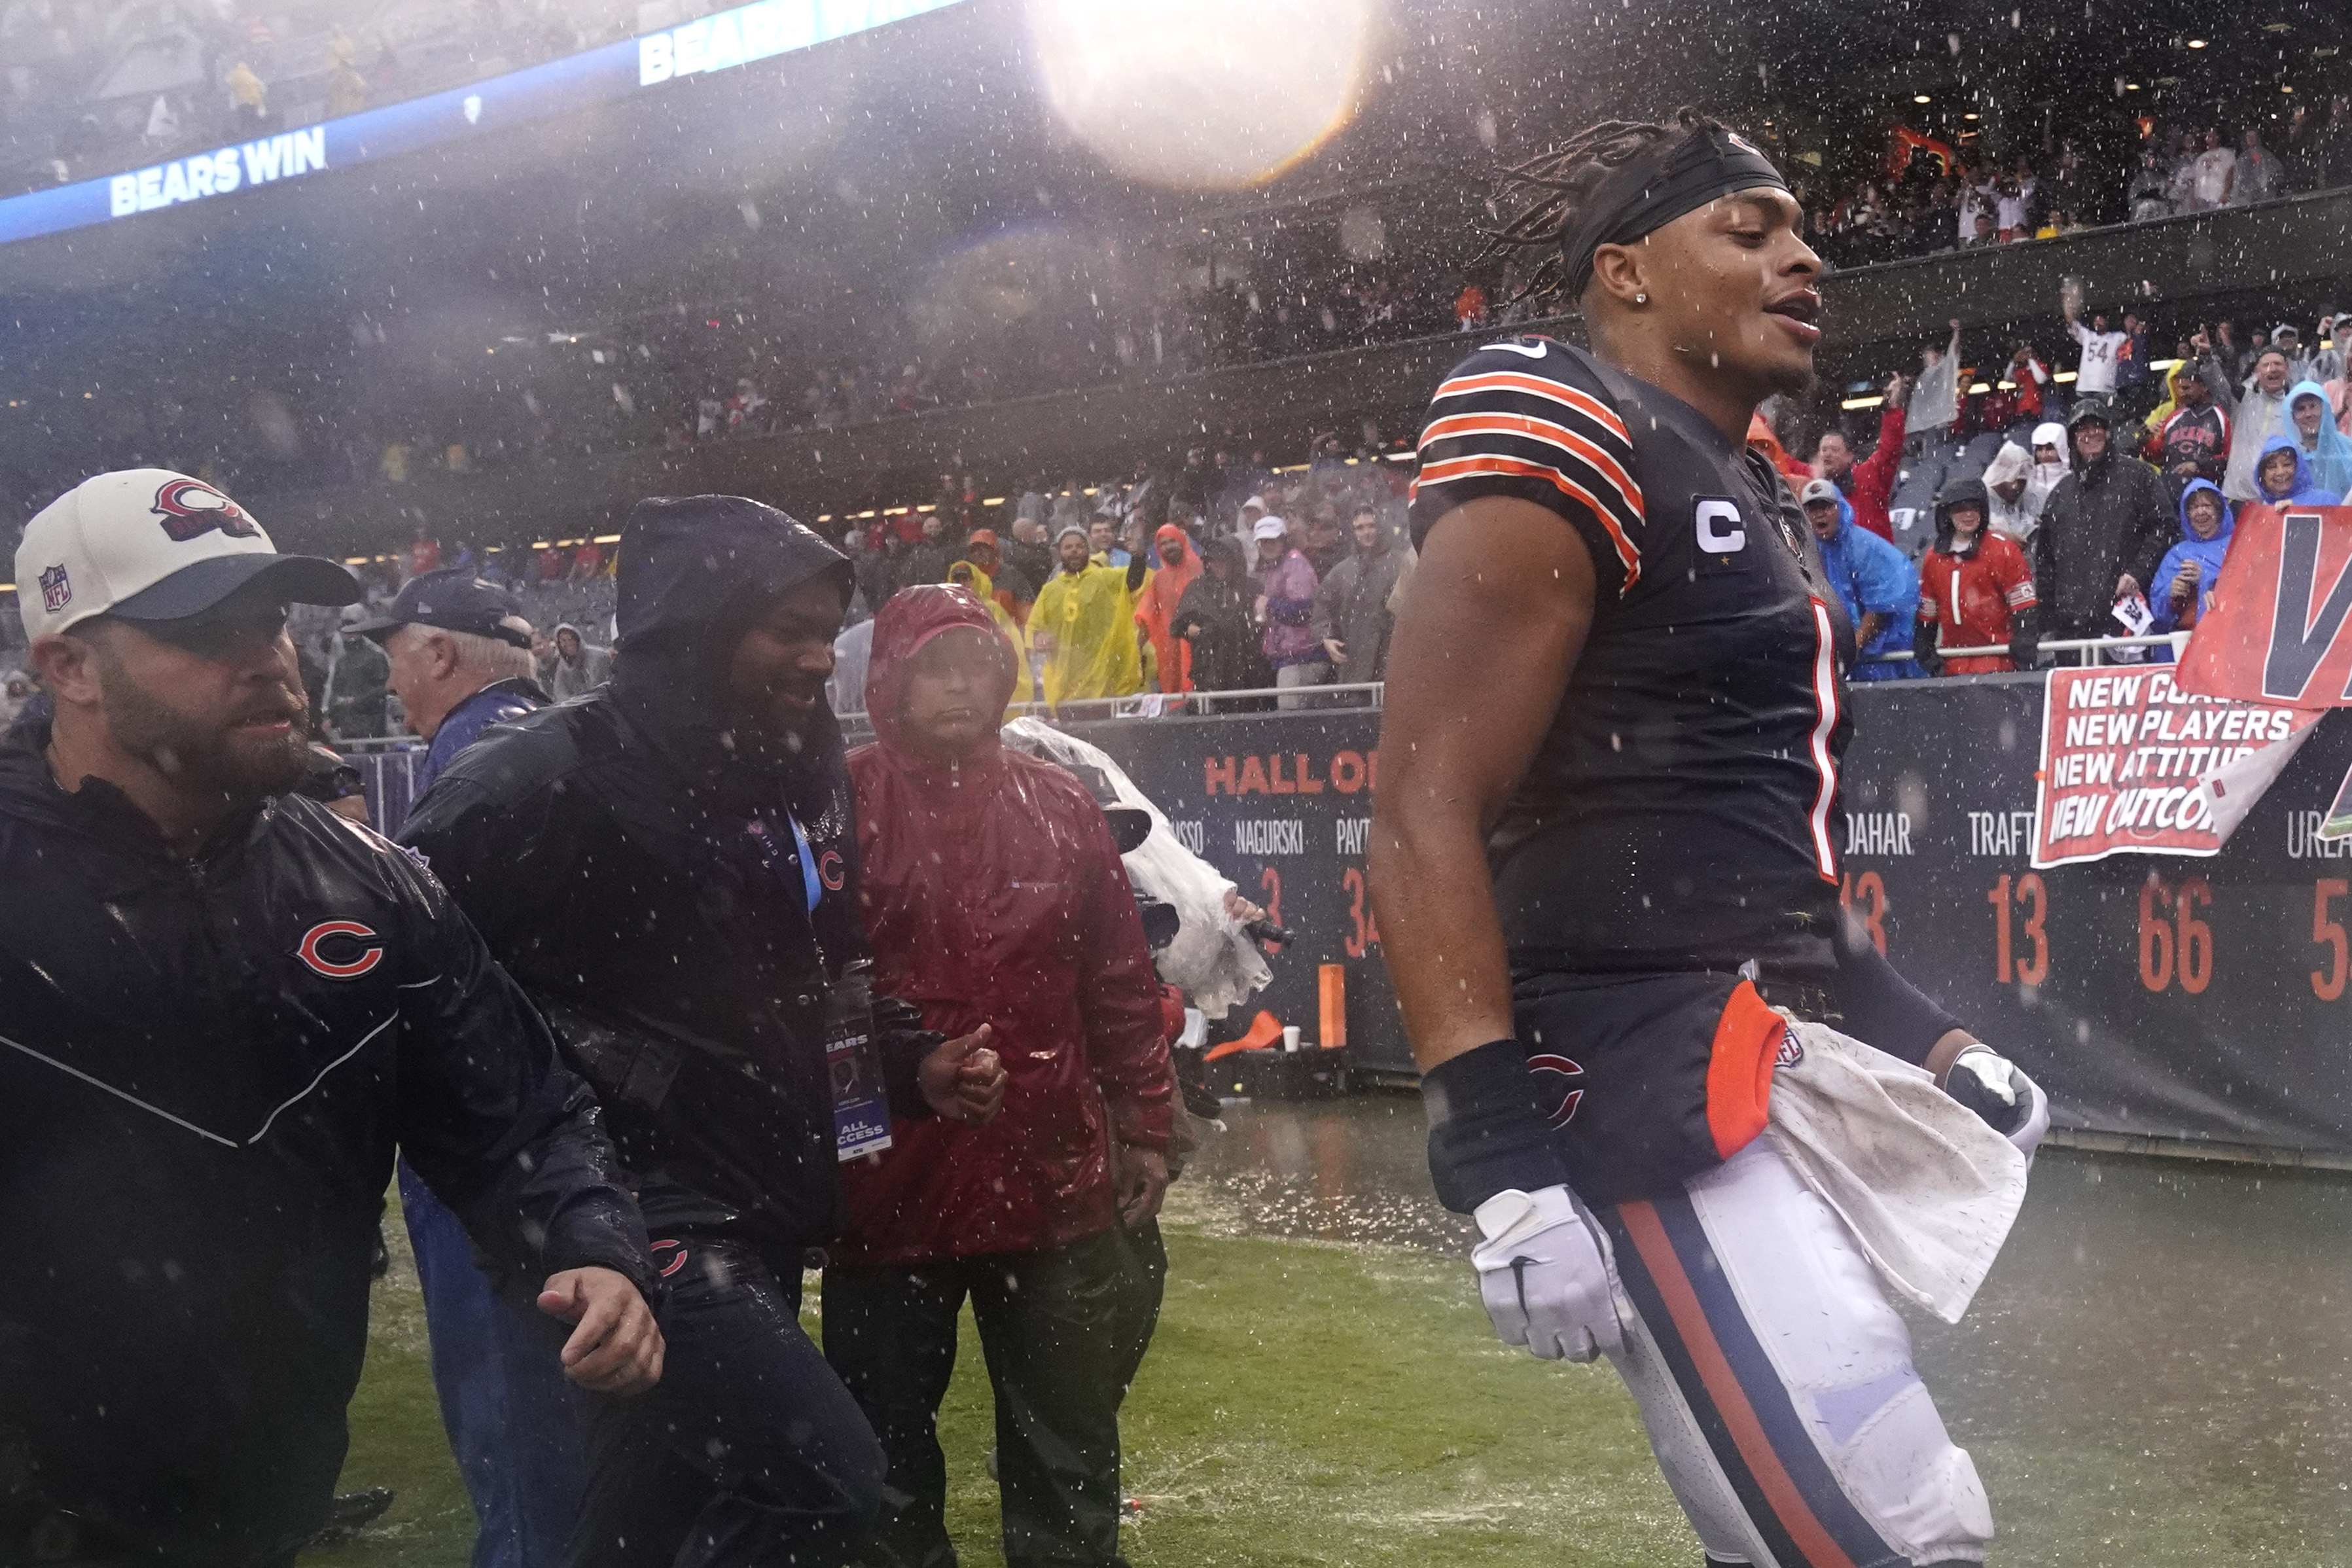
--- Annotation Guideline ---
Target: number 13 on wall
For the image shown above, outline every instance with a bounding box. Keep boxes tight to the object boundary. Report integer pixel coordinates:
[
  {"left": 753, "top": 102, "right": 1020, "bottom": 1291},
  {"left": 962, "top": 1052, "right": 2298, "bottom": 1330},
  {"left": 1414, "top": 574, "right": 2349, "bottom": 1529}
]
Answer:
[{"left": 1988, "top": 873, "right": 2049, "bottom": 987}]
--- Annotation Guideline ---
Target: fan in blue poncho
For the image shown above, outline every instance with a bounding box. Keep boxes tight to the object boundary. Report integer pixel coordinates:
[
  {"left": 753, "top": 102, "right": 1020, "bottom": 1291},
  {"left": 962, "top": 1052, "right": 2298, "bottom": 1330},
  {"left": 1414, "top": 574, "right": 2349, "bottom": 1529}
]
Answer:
[
  {"left": 2253, "top": 431, "right": 2338, "bottom": 508},
  {"left": 2285, "top": 380, "right": 2352, "bottom": 499},
  {"left": 2150, "top": 479, "right": 2233, "bottom": 637}
]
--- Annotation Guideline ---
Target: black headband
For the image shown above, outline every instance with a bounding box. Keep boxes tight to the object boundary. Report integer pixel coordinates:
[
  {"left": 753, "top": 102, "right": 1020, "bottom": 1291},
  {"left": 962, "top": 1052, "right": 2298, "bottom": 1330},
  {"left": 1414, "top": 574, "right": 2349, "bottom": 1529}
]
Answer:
[{"left": 1560, "top": 127, "right": 1791, "bottom": 299}]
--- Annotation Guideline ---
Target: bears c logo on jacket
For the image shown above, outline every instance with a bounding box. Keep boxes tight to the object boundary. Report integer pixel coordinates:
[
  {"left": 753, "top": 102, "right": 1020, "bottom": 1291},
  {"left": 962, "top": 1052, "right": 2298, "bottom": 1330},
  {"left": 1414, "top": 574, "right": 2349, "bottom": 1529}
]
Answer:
[
  {"left": 152, "top": 478, "right": 260, "bottom": 544},
  {"left": 296, "top": 921, "right": 384, "bottom": 979}
]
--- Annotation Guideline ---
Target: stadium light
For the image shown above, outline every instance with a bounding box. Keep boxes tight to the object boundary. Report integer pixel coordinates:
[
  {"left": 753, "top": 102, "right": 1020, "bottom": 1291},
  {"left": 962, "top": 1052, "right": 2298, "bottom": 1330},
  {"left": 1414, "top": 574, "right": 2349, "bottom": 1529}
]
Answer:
[
  {"left": 1025, "top": 0, "right": 1376, "bottom": 190},
  {"left": 2188, "top": 37, "right": 2209, "bottom": 47}
]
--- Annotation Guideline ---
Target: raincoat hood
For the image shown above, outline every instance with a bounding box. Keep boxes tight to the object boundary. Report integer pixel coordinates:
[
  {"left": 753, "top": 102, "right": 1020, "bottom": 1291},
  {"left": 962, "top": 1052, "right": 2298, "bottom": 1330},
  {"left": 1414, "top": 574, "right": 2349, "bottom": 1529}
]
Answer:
[
  {"left": 2256, "top": 431, "right": 2335, "bottom": 505},
  {"left": 609, "top": 493, "right": 853, "bottom": 794},
  {"left": 2175, "top": 478, "right": 2234, "bottom": 544},
  {"left": 864, "top": 583, "right": 1019, "bottom": 759},
  {"left": 1982, "top": 442, "right": 2031, "bottom": 495},
  {"left": 1152, "top": 522, "right": 1203, "bottom": 586},
  {"left": 2287, "top": 378, "right": 2352, "bottom": 496},
  {"left": 1934, "top": 476, "right": 1992, "bottom": 552}
]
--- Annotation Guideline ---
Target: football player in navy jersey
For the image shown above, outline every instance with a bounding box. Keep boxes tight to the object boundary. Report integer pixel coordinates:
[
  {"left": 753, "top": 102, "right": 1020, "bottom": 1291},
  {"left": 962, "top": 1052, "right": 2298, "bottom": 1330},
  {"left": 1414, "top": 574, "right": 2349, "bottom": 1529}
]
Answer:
[{"left": 1372, "top": 110, "right": 2047, "bottom": 1567}]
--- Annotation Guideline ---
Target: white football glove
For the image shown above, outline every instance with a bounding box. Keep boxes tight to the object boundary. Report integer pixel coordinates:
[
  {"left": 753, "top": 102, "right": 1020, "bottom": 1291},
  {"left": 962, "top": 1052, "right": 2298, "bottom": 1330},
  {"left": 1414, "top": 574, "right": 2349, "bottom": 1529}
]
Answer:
[
  {"left": 1945, "top": 1044, "right": 2050, "bottom": 1162},
  {"left": 1469, "top": 1185, "right": 1622, "bottom": 1363}
]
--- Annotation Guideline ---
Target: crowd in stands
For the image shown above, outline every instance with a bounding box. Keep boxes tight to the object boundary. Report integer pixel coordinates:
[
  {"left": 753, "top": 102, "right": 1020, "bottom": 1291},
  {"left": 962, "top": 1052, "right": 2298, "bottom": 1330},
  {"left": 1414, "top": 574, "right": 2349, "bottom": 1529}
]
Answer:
[
  {"left": 830, "top": 446, "right": 1414, "bottom": 716},
  {"left": 12, "top": 291, "right": 2352, "bottom": 734},
  {"left": 1802, "top": 96, "right": 2352, "bottom": 268},
  {"left": 1779, "top": 292, "right": 2352, "bottom": 677}
]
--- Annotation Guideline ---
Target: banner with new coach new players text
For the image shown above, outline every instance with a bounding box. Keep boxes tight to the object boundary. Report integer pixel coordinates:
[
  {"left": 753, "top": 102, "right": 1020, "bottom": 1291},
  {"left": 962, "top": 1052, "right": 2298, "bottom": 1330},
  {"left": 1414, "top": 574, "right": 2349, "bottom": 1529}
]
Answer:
[{"left": 2033, "top": 666, "right": 2316, "bottom": 868}]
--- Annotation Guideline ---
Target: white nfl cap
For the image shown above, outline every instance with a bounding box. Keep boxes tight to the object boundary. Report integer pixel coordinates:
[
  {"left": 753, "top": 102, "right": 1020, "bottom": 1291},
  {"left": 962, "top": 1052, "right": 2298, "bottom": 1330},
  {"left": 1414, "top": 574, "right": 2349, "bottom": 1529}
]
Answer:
[
  {"left": 15, "top": 469, "right": 359, "bottom": 641},
  {"left": 1252, "top": 516, "right": 1289, "bottom": 541}
]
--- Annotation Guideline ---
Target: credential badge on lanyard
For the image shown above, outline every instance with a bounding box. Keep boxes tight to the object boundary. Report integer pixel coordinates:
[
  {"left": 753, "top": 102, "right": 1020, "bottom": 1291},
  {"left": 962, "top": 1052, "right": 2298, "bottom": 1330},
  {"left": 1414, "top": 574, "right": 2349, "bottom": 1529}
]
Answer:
[{"left": 747, "top": 810, "right": 892, "bottom": 1161}]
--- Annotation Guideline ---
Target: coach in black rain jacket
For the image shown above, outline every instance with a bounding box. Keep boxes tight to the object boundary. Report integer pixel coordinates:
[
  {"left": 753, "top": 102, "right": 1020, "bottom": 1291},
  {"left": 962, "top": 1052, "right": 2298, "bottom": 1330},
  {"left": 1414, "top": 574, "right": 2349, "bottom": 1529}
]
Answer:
[
  {"left": 0, "top": 711, "right": 654, "bottom": 1565},
  {"left": 399, "top": 499, "right": 940, "bottom": 1255}
]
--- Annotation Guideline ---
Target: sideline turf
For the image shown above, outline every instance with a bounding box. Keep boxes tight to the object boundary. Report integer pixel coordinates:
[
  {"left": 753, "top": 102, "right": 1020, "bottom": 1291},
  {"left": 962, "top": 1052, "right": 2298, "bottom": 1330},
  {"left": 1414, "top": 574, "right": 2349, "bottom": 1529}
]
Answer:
[
  {"left": 311, "top": 1186, "right": 2352, "bottom": 1567},
  {"left": 310, "top": 1215, "right": 1694, "bottom": 1566}
]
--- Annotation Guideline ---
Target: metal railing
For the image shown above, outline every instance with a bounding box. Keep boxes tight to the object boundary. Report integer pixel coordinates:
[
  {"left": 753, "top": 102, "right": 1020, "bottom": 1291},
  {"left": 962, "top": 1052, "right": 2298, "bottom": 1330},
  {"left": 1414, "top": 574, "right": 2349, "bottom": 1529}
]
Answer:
[
  {"left": 834, "top": 681, "right": 1387, "bottom": 723},
  {"left": 1864, "top": 632, "right": 2189, "bottom": 666},
  {"left": 357, "top": 640, "right": 2169, "bottom": 741}
]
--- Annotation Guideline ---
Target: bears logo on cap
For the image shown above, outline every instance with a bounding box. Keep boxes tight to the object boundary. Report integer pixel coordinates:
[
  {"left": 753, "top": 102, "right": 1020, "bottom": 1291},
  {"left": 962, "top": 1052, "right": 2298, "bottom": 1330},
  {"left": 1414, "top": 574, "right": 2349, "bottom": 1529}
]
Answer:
[{"left": 152, "top": 478, "right": 259, "bottom": 544}]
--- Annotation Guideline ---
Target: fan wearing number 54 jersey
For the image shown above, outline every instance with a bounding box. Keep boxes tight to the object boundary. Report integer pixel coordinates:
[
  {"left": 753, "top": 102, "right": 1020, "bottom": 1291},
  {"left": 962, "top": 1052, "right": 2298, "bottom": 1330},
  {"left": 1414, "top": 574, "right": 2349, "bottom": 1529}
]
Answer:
[{"left": 1372, "top": 109, "right": 2048, "bottom": 1568}]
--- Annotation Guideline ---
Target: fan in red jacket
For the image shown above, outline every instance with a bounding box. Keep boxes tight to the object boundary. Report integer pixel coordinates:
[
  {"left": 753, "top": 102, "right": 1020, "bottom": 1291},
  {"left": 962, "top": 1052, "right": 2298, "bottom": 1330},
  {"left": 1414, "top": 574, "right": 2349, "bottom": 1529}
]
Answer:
[
  {"left": 1812, "top": 376, "right": 1908, "bottom": 541},
  {"left": 827, "top": 582, "right": 1173, "bottom": 1568},
  {"left": 1917, "top": 475, "right": 2040, "bottom": 674}
]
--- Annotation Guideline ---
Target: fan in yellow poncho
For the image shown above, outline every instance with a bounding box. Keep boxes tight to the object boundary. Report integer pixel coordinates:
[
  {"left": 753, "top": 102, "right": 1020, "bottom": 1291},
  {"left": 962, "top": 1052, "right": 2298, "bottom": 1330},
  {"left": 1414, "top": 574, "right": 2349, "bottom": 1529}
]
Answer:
[
  {"left": 1028, "top": 525, "right": 1146, "bottom": 707},
  {"left": 946, "top": 557, "right": 1038, "bottom": 711}
]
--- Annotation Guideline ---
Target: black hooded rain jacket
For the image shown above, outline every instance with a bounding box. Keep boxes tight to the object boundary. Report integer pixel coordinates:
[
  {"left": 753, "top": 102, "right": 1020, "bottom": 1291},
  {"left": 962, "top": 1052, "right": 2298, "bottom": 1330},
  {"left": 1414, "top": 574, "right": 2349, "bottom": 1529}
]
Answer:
[{"left": 400, "top": 496, "right": 938, "bottom": 1251}]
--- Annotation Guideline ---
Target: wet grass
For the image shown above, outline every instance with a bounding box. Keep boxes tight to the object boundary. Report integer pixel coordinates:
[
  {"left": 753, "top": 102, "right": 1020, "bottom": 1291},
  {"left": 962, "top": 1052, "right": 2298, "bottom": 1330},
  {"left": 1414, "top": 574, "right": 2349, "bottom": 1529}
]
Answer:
[
  {"left": 310, "top": 1167, "right": 2352, "bottom": 1566},
  {"left": 309, "top": 1213, "right": 1692, "bottom": 1567}
]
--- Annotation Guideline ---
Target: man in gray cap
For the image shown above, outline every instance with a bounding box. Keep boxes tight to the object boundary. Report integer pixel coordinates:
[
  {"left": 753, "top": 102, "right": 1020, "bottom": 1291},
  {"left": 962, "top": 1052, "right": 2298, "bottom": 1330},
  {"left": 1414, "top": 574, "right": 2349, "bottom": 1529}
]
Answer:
[
  {"left": 356, "top": 566, "right": 547, "bottom": 796},
  {"left": 355, "top": 566, "right": 571, "bottom": 1568}
]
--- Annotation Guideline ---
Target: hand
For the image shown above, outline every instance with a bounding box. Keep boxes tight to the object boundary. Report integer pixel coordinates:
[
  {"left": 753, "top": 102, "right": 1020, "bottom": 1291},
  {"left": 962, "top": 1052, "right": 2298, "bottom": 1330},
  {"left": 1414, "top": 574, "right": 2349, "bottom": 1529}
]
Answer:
[
  {"left": 1884, "top": 372, "right": 1910, "bottom": 404},
  {"left": 1221, "top": 889, "right": 1267, "bottom": 925},
  {"left": 1113, "top": 1143, "right": 1169, "bottom": 1225},
  {"left": 537, "top": 1267, "right": 664, "bottom": 1395},
  {"left": 919, "top": 1025, "right": 1006, "bottom": 1126},
  {"left": 1322, "top": 638, "right": 1347, "bottom": 665},
  {"left": 2116, "top": 573, "right": 2143, "bottom": 601},
  {"left": 1950, "top": 317, "right": 1963, "bottom": 333},
  {"left": 1470, "top": 1185, "right": 1621, "bottom": 1363},
  {"left": 1941, "top": 1044, "right": 2050, "bottom": 1161}
]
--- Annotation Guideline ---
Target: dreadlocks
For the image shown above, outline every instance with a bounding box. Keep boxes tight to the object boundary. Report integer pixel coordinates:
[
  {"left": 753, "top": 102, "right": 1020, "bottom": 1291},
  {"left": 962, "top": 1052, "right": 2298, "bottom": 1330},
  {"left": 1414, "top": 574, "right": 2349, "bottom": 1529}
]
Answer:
[{"left": 1476, "top": 107, "right": 1736, "bottom": 309}]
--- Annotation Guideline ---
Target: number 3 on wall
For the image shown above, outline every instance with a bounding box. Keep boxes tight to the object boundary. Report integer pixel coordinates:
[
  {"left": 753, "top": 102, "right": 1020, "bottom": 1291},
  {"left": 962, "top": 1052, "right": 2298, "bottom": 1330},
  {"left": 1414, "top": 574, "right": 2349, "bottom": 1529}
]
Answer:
[
  {"left": 1343, "top": 866, "right": 1381, "bottom": 959},
  {"left": 1258, "top": 866, "right": 1283, "bottom": 950},
  {"left": 1840, "top": 870, "right": 1887, "bottom": 955}
]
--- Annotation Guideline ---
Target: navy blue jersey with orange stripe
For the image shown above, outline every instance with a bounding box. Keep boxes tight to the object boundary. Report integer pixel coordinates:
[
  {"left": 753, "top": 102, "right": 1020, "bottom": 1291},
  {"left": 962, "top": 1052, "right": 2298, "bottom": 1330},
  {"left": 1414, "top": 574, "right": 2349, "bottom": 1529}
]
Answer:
[{"left": 1408, "top": 335, "right": 1855, "bottom": 988}]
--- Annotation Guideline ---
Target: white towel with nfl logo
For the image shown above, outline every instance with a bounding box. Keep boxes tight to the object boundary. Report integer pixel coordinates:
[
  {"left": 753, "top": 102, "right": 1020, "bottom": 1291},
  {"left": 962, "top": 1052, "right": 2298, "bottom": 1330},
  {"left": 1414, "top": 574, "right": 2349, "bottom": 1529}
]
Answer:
[{"left": 1762, "top": 1019, "right": 2029, "bottom": 1324}]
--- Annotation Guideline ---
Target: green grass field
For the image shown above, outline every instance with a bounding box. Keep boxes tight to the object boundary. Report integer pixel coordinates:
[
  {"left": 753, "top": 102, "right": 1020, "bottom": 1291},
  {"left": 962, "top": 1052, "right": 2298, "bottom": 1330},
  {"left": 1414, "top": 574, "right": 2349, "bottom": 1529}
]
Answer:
[
  {"left": 310, "top": 1203, "right": 1697, "bottom": 1567},
  {"left": 310, "top": 1164, "right": 2352, "bottom": 1567}
]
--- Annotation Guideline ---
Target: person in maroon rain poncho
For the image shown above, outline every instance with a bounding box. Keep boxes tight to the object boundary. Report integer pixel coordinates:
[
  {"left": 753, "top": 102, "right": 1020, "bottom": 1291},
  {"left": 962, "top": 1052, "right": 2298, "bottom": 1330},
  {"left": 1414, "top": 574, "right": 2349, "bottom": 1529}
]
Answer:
[{"left": 824, "top": 584, "right": 1174, "bottom": 1568}]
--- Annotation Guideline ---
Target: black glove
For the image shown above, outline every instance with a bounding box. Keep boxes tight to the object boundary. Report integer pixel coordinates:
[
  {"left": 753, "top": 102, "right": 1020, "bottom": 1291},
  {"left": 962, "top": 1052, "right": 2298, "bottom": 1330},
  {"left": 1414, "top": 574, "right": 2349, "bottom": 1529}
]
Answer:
[
  {"left": 1943, "top": 1045, "right": 2051, "bottom": 1158},
  {"left": 2009, "top": 607, "right": 2040, "bottom": 671},
  {"left": 1913, "top": 613, "right": 1944, "bottom": 679}
]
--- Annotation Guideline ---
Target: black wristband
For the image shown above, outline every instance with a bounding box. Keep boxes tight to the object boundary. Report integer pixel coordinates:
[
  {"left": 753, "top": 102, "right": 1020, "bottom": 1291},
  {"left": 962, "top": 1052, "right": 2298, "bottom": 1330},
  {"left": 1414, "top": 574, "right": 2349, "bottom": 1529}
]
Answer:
[{"left": 1421, "top": 1039, "right": 1571, "bottom": 1215}]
